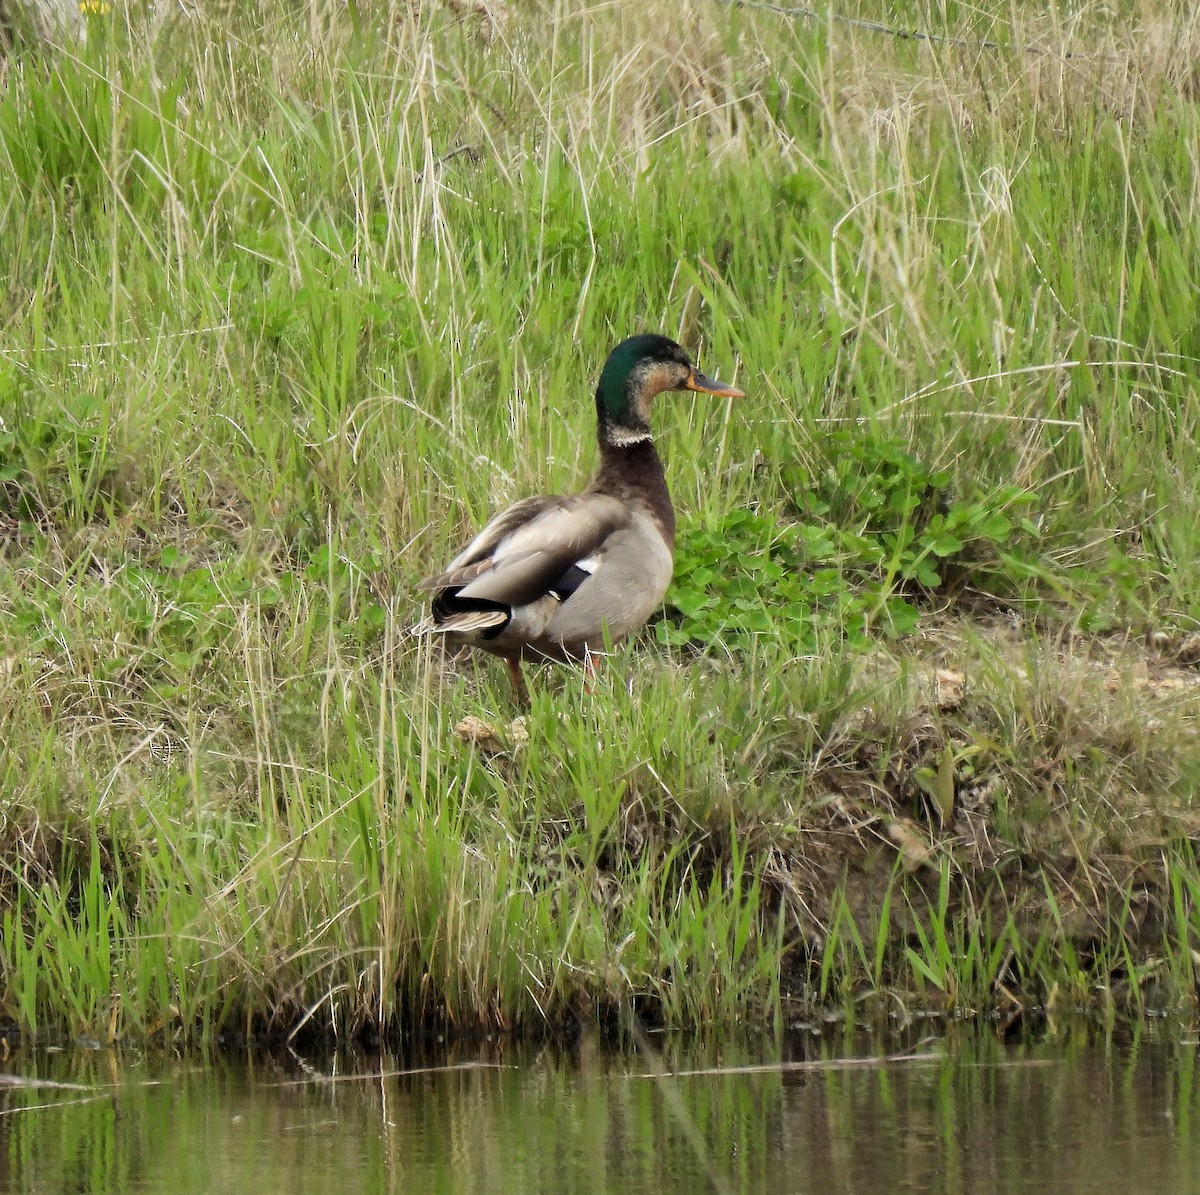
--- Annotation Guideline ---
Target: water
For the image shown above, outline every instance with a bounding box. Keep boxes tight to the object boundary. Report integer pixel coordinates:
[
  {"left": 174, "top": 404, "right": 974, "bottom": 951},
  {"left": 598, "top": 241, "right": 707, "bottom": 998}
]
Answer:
[{"left": 2, "top": 1022, "right": 1198, "bottom": 1193}]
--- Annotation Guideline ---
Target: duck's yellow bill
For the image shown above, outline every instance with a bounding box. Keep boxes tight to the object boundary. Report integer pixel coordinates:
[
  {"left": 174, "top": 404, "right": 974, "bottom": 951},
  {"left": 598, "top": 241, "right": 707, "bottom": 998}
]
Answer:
[{"left": 686, "top": 369, "right": 745, "bottom": 398}]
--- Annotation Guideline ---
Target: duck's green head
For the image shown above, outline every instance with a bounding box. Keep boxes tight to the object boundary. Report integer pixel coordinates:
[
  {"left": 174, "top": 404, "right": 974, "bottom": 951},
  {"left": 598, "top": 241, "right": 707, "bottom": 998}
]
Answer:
[{"left": 595, "top": 333, "right": 744, "bottom": 447}]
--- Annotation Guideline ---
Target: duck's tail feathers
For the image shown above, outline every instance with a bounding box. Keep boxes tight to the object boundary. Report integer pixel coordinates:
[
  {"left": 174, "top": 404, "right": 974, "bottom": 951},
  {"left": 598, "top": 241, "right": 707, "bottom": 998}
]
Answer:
[{"left": 410, "top": 610, "right": 508, "bottom": 639}]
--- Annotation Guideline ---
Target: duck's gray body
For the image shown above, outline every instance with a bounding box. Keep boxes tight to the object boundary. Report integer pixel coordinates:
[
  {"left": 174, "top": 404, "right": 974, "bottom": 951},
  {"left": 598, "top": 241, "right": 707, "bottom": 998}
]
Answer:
[{"left": 415, "top": 445, "right": 675, "bottom": 663}]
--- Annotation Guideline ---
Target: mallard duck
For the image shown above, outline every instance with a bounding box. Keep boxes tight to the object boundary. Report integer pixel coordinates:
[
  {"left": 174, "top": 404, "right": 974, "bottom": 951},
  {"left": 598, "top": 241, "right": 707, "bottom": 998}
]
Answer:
[{"left": 412, "top": 333, "right": 744, "bottom": 703}]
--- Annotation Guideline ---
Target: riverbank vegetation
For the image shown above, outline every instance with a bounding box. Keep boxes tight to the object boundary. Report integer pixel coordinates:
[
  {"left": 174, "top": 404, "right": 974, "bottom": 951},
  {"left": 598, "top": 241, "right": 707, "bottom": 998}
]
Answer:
[{"left": 2, "top": 0, "right": 1200, "bottom": 1044}]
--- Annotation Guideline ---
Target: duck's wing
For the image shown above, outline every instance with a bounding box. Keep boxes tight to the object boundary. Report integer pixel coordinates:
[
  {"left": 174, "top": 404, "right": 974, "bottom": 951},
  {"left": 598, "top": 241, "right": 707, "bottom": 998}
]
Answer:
[{"left": 417, "top": 493, "right": 630, "bottom": 609}]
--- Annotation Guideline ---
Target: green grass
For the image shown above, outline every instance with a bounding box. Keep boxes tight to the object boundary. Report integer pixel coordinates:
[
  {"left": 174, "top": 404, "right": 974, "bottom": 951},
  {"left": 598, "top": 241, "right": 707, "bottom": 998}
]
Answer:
[{"left": 1, "top": 0, "right": 1200, "bottom": 1043}]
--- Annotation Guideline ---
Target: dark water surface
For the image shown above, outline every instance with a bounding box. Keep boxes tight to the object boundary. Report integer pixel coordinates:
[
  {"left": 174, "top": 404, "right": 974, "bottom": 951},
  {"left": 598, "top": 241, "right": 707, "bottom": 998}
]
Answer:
[{"left": 2, "top": 1022, "right": 1198, "bottom": 1193}]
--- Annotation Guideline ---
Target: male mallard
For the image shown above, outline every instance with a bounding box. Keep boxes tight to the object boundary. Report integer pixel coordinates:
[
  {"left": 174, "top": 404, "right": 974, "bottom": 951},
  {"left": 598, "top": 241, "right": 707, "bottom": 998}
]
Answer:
[{"left": 412, "top": 333, "right": 744, "bottom": 703}]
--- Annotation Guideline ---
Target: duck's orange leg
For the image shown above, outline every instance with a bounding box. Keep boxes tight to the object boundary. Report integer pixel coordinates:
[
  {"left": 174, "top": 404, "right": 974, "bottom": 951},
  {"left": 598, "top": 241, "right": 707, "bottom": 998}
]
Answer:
[
  {"left": 582, "top": 650, "right": 601, "bottom": 694},
  {"left": 505, "top": 657, "right": 530, "bottom": 707}
]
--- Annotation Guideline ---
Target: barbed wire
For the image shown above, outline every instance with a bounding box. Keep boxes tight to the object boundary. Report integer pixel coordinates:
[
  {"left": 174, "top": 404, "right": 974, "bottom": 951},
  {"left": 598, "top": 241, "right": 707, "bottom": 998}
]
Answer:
[{"left": 724, "top": 0, "right": 1093, "bottom": 60}]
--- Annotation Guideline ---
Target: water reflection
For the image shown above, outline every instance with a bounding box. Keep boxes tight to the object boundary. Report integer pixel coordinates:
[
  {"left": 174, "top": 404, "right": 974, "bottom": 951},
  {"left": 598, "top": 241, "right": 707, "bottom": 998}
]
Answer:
[{"left": 1, "top": 1022, "right": 1198, "bottom": 1193}]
